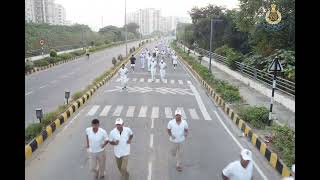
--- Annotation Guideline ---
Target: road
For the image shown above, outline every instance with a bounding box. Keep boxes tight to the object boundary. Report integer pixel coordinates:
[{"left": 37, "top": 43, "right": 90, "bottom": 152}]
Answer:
[
  {"left": 25, "top": 40, "right": 141, "bottom": 127},
  {"left": 25, "top": 41, "right": 281, "bottom": 180}
]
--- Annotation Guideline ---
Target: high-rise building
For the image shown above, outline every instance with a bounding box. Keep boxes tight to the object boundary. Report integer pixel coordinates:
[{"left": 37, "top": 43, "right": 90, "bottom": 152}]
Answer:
[
  {"left": 26, "top": 0, "right": 68, "bottom": 25},
  {"left": 25, "top": 0, "right": 36, "bottom": 23},
  {"left": 127, "top": 8, "right": 161, "bottom": 35}
]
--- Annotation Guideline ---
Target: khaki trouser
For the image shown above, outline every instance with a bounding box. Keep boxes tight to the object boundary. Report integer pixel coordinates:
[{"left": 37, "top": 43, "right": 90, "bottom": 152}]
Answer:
[
  {"left": 115, "top": 155, "right": 129, "bottom": 177},
  {"left": 170, "top": 142, "right": 183, "bottom": 166},
  {"left": 89, "top": 150, "right": 106, "bottom": 180}
]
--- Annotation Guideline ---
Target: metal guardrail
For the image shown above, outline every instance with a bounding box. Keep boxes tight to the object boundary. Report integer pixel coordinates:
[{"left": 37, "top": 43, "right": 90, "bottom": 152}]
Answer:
[{"left": 180, "top": 44, "right": 295, "bottom": 97}]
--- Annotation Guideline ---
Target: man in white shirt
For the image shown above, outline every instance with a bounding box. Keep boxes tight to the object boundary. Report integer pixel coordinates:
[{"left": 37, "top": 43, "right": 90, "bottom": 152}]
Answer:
[
  {"left": 86, "top": 119, "right": 109, "bottom": 180},
  {"left": 109, "top": 118, "right": 133, "bottom": 180},
  {"left": 118, "top": 64, "right": 129, "bottom": 90},
  {"left": 172, "top": 54, "right": 178, "bottom": 70},
  {"left": 167, "top": 109, "right": 189, "bottom": 172},
  {"left": 159, "top": 59, "right": 167, "bottom": 82},
  {"left": 222, "top": 149, "right": 254, "bottom": 180},
  {"left": 150, "top": 58, "right": 158, "bottom": 82},
  {"left": 147, "top": 53, "right": 152, "bottom": 72},
  {"left": 140, "top": 52, "right": 145, "bottom": 69}
]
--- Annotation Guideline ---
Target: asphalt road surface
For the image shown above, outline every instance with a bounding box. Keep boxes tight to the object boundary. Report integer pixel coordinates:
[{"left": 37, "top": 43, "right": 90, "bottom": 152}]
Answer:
[
  {"left": 25, "top": 40, "right": 281, "bottom": 180},
  {"left": 25, "top": 41, "right": 141, "bottom": 127}
]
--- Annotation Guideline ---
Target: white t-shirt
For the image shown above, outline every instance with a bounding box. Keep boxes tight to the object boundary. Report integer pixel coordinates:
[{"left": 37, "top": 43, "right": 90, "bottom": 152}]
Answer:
[
  {"left": 86, "top": 127, "right": 109, "bottom": 153},
  {"left": 222, "top": 160, "right": 253, "bottom": 180},
  {"left": 172, "top": 56, "right": 178, "bottom": 64},
  {"left": 109, "top": 127, "right": 133, "bottom": 158},
  {"left": 150, "top": 61, "right": 157, "bottom": 70},
  {"left": 167, "top": 119, "right": 188, "bottom": 143},
  {"left": 159, "top": 62, "right": 167, "bottom": 70},
  {"left": 118, "top": 67, "right": 128, "bottom": 78}
]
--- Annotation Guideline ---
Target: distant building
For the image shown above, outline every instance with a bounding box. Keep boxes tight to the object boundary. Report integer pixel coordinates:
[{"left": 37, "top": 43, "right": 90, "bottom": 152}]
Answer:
[
  {"left": 25, "top": 0, "right": 69, "bottom": 25},
  {"left": 127, "top": 8, "right": 161, "bottom": 35}
]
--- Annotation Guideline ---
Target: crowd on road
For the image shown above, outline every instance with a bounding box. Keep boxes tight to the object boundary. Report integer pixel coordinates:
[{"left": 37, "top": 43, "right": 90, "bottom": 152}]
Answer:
[{"left": 85, "top": 39, "right": 295, "bottom": 180}]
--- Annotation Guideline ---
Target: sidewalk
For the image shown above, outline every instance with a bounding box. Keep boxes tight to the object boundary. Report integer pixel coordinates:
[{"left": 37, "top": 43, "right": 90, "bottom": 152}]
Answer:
[{"left": 180, "top": 45, "right": 295, "bottom": 129}]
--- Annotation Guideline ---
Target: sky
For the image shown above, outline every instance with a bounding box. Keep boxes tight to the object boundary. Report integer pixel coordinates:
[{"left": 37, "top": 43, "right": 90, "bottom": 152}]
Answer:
[{"left": 55, "top": 0, "right": 240, "bottom": 31}]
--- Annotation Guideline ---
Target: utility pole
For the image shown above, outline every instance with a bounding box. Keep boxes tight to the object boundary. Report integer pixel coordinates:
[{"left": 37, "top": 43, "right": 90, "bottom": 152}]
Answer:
[
  {"left": 209, "top": 18, "right": 223, "bottom": 73},
  {"left": 125, "top": 0, "right": 128, "bottom": 56}
]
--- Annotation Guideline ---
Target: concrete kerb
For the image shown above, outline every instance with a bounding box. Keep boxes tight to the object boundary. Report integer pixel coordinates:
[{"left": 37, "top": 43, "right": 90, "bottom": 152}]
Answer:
[
  {"left": 176, "top": 52, "right": 293, "bottom": 177},
  {"left": 25, "top": 44, "right": 148, "bottom": 161}
]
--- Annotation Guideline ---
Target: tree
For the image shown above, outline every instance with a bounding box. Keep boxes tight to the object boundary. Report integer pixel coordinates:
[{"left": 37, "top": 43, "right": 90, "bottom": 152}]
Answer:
[{"left": 124, "top": 23, "right": 139, "bottom": 34}]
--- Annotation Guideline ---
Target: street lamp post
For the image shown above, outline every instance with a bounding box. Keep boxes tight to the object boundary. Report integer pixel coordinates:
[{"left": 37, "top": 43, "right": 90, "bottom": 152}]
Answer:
[
  {"left": 125, "top": 0, "right": 128, "bottom": 57},
  {"left": 209, "top": 18, "right": 223, "bottom": 73}
]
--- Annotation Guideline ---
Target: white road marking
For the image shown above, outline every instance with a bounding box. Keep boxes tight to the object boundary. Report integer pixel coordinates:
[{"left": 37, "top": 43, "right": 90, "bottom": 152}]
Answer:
[
  {"left": 148, "top": 161, "right": 152, "bottom": 180},
  {"left": 151, "top": 118, "right": 154, "bottom": 129},
  {"left": 148, "top": 79, "right": 153, "bottom": 83},
  {"left": 138, "top": 106, "right": 148, "bottom": 118},
  {"left": 189, "top": 84, "right": 212, "bottom": 120},
  {"left": 50, "top": 80, "right": 58, "bottom": 84},
  {"left": 213, "top": 111, "right": 268, "bottom": 180},
  {"left": 187, "top": 80, "right": 192, "bottom": 85},
  {"left": 151, "top": 107, "right": 159, "bottom": 119},
  {"left": 170, "top": 80, "right": 175, "bottom": 84},
  {"left": 126, "top": 106, "right": 135, "bottom": 117},
  {"left": 177, "top": 107, "right": 187, "bottom": 119},
  {"left": 189, "top": 108, "right": 199, "bottom": 120},
  {"left": 63, "top": 107, "right": 87, "bottom": 132},
  {"left": 25, "top": 91, "right": 33, "bottom": 96},
  {"left": 163, "top": 79, "right": 168, "bottom": 83},
  {"left": 132, "top": 78, "right": 137, "bottom": 82},
  {"left": 116, "top": 78, "right": 121, "bottom": 82},
  {"left": 178, "top": 80, "right": 183, "bottom": 84},
  {"left": 150, "top": 134, "right": 154, "bottom": 148},
  {"left": 99, "top": 105, "right": 111, "bottom": 116},
  {"left": 87, "top": 105, "right": 100, "bottom": 116},
  {"left": 155, "top": 79, "right": 160, "bottom": 83},
  {"left": 112, "top": 105, "right": 123, "bottom": 116},
  {"left": 165, "top": 107, "right": 173, "bottom": 119},
  {"left": 140, "top": 78, "right": 145, "bottom": 82},
  {"left": 39, "top": 84, "right": 48, "bottom": 89}
]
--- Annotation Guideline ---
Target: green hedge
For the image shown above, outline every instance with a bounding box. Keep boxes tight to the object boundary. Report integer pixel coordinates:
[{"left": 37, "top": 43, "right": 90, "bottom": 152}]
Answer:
[
  {"left": 33, "top": 59, "right": 49, "bottom": 67},
  {"left": 238, "top": 106, "right": 269, "bottom": 129},
  {"left": 25, "top": 123, "right": 42, "bottom": 142},
  {"left": 171, "top": 41, "right": 241, "bottom": 103},
  {"left": 270, "top": 124, "right": 295, "bottom": 166}
]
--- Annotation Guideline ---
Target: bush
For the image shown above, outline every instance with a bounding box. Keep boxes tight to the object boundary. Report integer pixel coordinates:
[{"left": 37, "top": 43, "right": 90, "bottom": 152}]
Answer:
[
  {"left": 118, "top": 54, "right": 123, "bottom": 61},
  {"left": 72, "top": 91, "right": 84, "bottom": 100},
  {"left": 271, "top": 124, "right": 295, "bottom": 166},
  {"left": 49, "top": 49, "right": 57, "bottom": 57},
  {"left": 104, "top": 40, "right": 110, "bottom": 44},
  {"left": 25, "top": 62, "right": 34, "bottom": 72},
  {"left": 214, "top": 45, "right": 231, "bottom": 57},
  {"left": 226, "top": 49, "right": 243, "bottom": 70},
  {"left": 33, "top": 59, "right": 49, "bottom": 67},
  {"left": 25, "top": 123, "right": 42, "bottom": 142},
  {"left": 112, "top": 57, "right": 117, "bottom": 67},
  {"left": 59, "top": 53, "right": 74, "bottom": 60},
  {"left": 71, "top": 50, "right": 86, "bottom": 56},
  {"left": 41, "top": 112, "right": 57, "bottom": 127},
  {"left": 239, "top": 106, "right": 269, "bottom": 129}
]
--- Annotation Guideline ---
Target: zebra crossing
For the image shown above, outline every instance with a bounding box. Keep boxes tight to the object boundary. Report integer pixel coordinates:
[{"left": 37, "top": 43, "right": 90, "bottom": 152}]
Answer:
[
  {"left": 86, "top": 104, "right": 210, "bottom": 120},
  {"left": 115, "top": 78, "right": 192, "bottom": 85}
]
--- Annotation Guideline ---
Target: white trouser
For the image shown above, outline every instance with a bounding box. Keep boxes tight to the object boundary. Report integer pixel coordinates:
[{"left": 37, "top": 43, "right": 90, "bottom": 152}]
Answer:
[
  {"left": 141, "top": 58, "right": 145, "bottom": 68},
  {"left": 160, "top": 69, "right": 166, "bottom": 80},
  {"left": 151, "top": 69, "right": 156, "bottom": 80},
  {"left": 120, "top": 76, "right": 128, "bottom": 88},
  {"left": 147, "top": 60, "right": 151, "bottom": 71}
]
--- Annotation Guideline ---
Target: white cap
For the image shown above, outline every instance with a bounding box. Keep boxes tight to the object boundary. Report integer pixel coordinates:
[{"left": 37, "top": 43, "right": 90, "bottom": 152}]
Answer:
[
  {"left": 161, "top": 59, "right": 164, "bottom": 62},
  {"left": 115, "top": 118, "right": 124, "bottom": 125},
  {"left": 175, "top": 109, "right": 182, "bottom": 115},
  {"left": 291, "top": 164, "right": 295, "bottom": 173},
  {"left": 240, "top": 149, "right": 252, "bottom": 161}
]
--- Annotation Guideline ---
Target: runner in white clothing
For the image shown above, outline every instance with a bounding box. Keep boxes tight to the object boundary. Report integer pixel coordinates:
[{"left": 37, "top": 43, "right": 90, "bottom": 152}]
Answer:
[
  {"left": 159, "top": 59, "right": 167, "bottom": 82},
  {"left": 140, "top": 52, "right": 145, "bottom": 69},
  {"left": 118, "top": 64, "right": 128, "bottom": 90},
  {"left": 147, "top": 53, "right": 152, "bottom": 72},
  {"left": 172, "top": 54, "right": 178, "bottom": 70},
  {"left": 150, "top": 58, "right": 158, "bottom": 82},
  {"left": 222, "top": 149, "right": 254, "bottom": 180}
]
